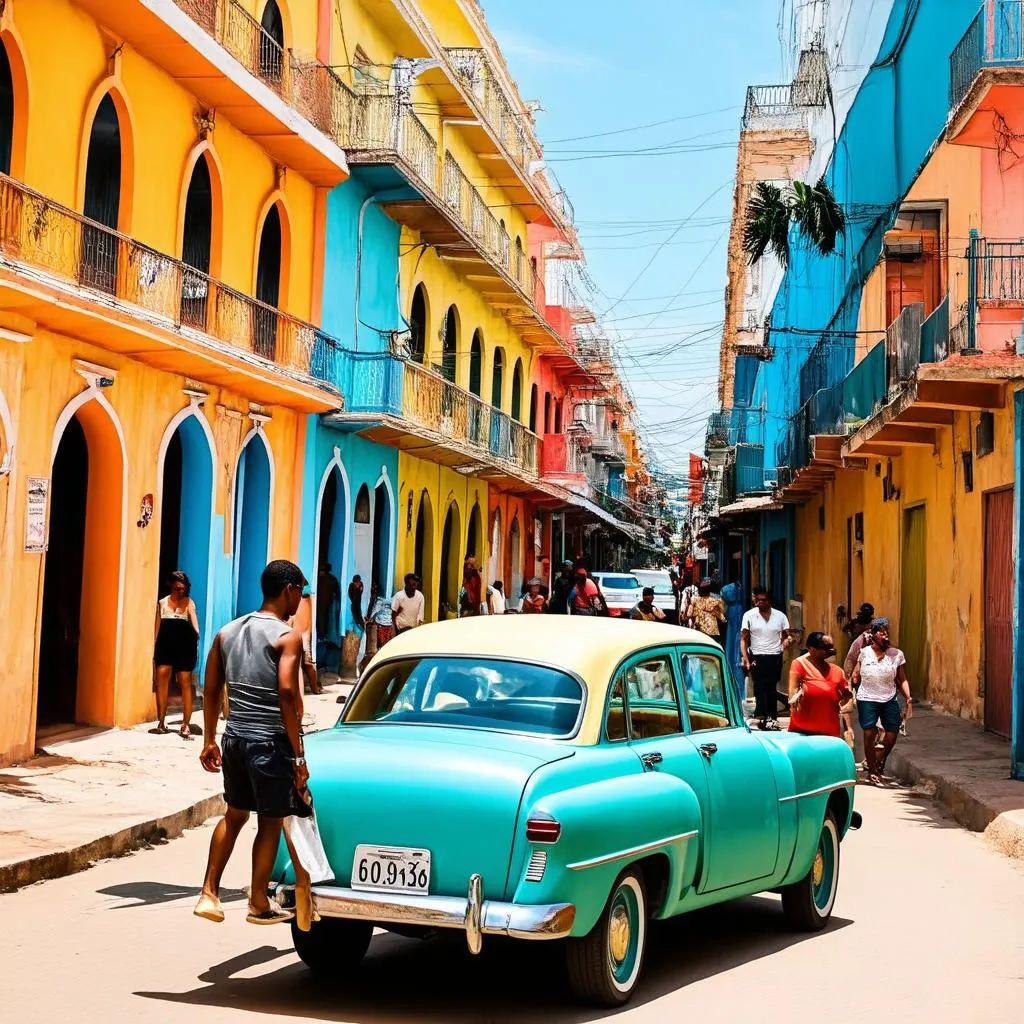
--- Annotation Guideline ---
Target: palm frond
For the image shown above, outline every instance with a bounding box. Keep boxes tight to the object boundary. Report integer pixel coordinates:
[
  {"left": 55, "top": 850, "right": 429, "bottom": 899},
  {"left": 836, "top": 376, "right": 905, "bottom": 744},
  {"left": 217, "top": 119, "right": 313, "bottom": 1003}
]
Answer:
[{"left": 742, "top": 181, "right": 791, "bottom": 269}]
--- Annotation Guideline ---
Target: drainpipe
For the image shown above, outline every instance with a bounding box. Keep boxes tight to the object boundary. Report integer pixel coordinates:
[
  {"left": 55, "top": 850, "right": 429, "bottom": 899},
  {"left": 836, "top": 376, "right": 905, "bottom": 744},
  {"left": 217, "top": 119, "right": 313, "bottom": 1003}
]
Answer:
[
  {"left": 964, "top": 228, "right": 981, "bottom": 356},
  {"left": 354, "top": 187, "right": 409, "bottom": 352}
]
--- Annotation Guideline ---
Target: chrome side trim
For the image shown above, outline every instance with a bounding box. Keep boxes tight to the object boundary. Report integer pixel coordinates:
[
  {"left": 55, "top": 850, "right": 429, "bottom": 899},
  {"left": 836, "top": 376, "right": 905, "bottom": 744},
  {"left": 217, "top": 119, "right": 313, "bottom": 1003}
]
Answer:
[
  {"left": 307, "top": 883, "right": 576, "bottom": 952},
  {"left": 778, "top": 781, "right": 853, "bottom": 804},
  {"left": 567, "top": 829, "right": 698, "bottom": 871}
]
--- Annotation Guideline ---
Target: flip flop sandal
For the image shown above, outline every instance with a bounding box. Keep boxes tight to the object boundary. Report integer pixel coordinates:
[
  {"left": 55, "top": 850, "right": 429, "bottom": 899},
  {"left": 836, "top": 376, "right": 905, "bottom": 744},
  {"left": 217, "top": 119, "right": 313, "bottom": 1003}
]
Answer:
[
  {"left": 149, "top": 724, "right": 170, "bottom": 735},
  {"left": 246, "top": 899, "right": 294, "bottom": 925},
  {"left": 193, "top": 893, "right": 225, "bottom": 923},
  {"left": 179, "top": 728, "right": 194, "bottom": 741}
]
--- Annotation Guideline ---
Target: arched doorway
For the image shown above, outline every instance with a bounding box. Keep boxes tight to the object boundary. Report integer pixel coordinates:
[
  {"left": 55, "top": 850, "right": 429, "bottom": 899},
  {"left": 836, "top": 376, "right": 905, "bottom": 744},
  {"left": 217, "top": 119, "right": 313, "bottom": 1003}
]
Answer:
[
  {"left": 372, "top": 480, "right": 391, "bottom": 596},
  {"left": 255, "top": 204, "right": 282, "bottom": 360},
  {"left": 439, "top": 501, "right": 461, "bottom": 619},
  {"left": 315, "top": 463, "right": 347, "bottom": 672},
  {"left": 511, "top": 358, "right": 524, "bottom": 421},
  {"left": 81, "top": 93, "right": 123, "bottom": 293},
  {"left": 233, "top": 433, "right": 271, "bottom": 618},
  {"left": 410, "top": 284, "right": 428, "bottom": 364},
  {"left": 487, "top": 508, "right": 502, "bottom": 585},
  {"left": 180, "top": 154, "right": 213, "bottom": 328},
  {"left": 491, "top": 348, "right": 504, "bottom": 408},
  {"left": 509, "top": 515, "right": 523, "bottom": 603},
  {"left": 259, "top": 0, "right": 285, "bottom": 88},
  {"left": 158, "top": 413, "right": 214, "bottom": 659},
  {"left": 413, "top": 490, "right": 434, "bottom": 621},
  {"left": 469, "top": 330, "right": 482, "bottom": 397},
  {"left": 514, "top": 236, "right": 524, "bottom": 283},
  {"left": 38, "top": 399, "right": 124, "bottom": 728},
  {"left": 544, "top": 392, "right": 552, "bottom": 434},
  {"left": 466, "top": 502, "right": 482, "bottom": 563},
  {"left": 442, "top": 305, "right": 458, "bottom": 383},
  {"left": 529, "top": 383, "right": 538, "bottom": 433},
  {"left": 554, "top": 398, "right": 563, "bottom": 434},
  {"left": 352, "top": 483, "right": 372, "bottom": 620},
  {"left": 0, "top": 38, "right": 14, "bottom": 175}
]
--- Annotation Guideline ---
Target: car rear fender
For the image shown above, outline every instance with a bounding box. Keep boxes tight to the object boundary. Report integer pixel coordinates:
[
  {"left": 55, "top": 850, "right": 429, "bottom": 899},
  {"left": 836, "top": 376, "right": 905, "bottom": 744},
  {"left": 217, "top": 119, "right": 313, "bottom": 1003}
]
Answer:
[{"left": 510, "top": 772, "right": 703, "bottom": 937}]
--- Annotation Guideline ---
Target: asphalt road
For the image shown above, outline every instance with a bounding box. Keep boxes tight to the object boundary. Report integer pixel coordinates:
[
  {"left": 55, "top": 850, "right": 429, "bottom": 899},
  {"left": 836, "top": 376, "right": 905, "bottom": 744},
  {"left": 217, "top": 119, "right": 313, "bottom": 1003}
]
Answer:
[{"left": 2, "top": 783, "right": 1023, "bottom": 1024}]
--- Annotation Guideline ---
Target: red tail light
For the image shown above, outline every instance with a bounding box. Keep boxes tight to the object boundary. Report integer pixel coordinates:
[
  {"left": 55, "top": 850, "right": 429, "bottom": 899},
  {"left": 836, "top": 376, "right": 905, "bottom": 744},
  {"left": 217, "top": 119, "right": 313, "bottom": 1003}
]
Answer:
[{"left": 526, "top": 815, "right": 561, "bottom": 843}]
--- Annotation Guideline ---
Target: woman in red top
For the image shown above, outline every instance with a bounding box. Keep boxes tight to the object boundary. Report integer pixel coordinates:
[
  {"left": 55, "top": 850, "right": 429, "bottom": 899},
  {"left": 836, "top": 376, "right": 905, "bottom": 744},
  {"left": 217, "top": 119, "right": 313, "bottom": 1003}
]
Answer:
[{"left": 787, "top": 632, "right": 852, "bottom": 737}]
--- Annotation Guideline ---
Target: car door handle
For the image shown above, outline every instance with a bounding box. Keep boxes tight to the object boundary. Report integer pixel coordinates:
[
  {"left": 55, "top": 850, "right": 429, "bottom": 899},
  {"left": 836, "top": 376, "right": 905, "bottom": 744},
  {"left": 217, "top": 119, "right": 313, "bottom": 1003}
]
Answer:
[
  {"left": 640, "top": 752, "right": 663, "bottom": 770},
  {"left": 699, "top": 743, "right": 718, "bottom": 760}
]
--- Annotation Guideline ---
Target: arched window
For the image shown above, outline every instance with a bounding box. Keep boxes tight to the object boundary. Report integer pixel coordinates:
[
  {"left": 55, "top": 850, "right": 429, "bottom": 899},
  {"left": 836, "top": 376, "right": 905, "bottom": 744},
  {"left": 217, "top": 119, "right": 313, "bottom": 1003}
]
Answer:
[
  {"left": 528, "top": 383, "right": 538, "bottom": 432},
  {"left": 491, "top": 347, "right": 504, "bottom": 409},
  {"left": 354, "top": 483, "right": 371, "bottom": 523},
  {"left": 511, "top": 358, "right": 524, "bottom": 421},
  {"left": 469, "top": 329, "right": 482, "bottom": 396},
  {"left": 554, "top": 398, "right": 562, "bottom": 434},
  {"left": 442, "top": 304, "right": 458, "bottom": 383},
  {"left": 259, "top": 1, "right": 285, "bottom": 88},
  {"left": 254, "top": 204, "right": 283, "bottom": 360},
  {"left": 410, "top": 284, "right": 428, "bottom": 364},
  {"left": 81, "top": 94, "right": 124, "bottom": 293},
  {"left": 543, "top": 392, "right": 552, "bottom": 434},
  {"left": 0, "top": 41, "right": 14, "bottom": 176},
  {"left": 514, "top": 236, "right": 524, "bottom": 285},
  {"left": 180, "top": 154, "right": 213, "bottom": 328},
  {"left": 499, "top": 218, "right": 510, "bottom": 268}
]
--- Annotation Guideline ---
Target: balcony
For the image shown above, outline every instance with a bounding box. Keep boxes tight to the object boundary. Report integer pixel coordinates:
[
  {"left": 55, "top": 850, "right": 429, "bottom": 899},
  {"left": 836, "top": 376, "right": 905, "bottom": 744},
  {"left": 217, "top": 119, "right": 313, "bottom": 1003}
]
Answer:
[
  {"left": 949, "top": 2, "right": 1024, "bottom": 145},
  {"left": 590, "top": 430, "right": 627, "bottom": 465},
  {"left": 324, "top": 352, "right": 541, "bottom": 487},
  {"left": 705, "top": 407, "right": 765, "bottom": 451},
  {"left": 0, "top": 173, "right": 340, "bottom": 411},
  {"left": 73, "top": 0, "right": 349, "bottom": 185}
]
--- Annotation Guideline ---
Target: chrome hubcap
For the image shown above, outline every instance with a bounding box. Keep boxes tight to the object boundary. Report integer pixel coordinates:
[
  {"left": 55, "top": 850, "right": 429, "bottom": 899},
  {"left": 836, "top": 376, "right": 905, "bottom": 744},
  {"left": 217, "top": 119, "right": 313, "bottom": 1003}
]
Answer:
[{"left": 609, "top": 905, "right": 631, "bottom": 964}]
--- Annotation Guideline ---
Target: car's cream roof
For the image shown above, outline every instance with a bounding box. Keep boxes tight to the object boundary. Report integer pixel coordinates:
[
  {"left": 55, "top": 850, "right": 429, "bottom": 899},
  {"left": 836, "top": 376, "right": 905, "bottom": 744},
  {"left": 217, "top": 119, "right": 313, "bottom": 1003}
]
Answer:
[{"left": 368, "top": 617, "right": 722, "bottom": 744}]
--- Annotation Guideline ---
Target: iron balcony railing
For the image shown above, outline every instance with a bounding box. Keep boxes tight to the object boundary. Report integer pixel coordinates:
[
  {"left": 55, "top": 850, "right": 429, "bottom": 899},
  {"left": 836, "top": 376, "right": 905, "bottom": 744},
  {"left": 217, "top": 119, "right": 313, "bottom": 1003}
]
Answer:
[
  {"left": 0, "top": 172, "right": 338, "bottom": 387},
  {"left": 950, "top": 1, "right": 1024, "bottom": 111},
  {"left": 885, "top": 302, "right": 925, "bottom": 398},
  {"left": 840, "top": 340, "right": 887, "bottom": 425},
  {"left": 799, "top": 333, "right": 856, "bottom": 407},
  {"left": 349, "top": 94, "right": 438, "bottom": 190},
  {"left": 590, "top": 430, "right": 627, "bottom": 462},
  {"left": 742, "top": 84, "right": 811, "bottom": 131},
  {"left": 706, "top": 407, "right": 765, "bottom": 448},
  {"left": 973, "top": 236, "right": 1024, "bottom": 301}
]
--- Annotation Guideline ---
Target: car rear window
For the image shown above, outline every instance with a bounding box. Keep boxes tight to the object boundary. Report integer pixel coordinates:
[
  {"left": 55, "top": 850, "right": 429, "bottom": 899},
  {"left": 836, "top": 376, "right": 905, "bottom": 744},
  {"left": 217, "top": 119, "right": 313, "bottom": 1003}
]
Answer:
[
  {"left": 343, "top": 657, "right": 584, "bottom": 737},
  {"left": 631, "top": 571, "right": 673, "bottom": 595},
  {"left": 596, "top": 575, "right": 641, "bottom": 590}
]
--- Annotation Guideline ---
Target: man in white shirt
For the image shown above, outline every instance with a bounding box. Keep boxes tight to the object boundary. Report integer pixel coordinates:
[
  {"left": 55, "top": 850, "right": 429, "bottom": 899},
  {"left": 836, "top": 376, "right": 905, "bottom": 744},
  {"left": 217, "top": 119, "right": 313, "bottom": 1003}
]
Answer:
[
  {"left": 486, "top": 581, "right": 506, "bottom": 615},
  {"left": 740, "top": 587, "right": 793, "bottom": 731},
  {"left": 391, "top": 574, "right": 425, "bottom": 634}
]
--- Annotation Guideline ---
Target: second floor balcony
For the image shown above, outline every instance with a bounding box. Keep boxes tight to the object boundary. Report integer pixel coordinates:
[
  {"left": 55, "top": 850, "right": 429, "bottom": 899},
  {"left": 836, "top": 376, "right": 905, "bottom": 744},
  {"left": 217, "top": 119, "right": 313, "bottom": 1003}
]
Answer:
[
  {"left": 0, "top": 172, "right": 339, "bottom": 411},
  {"left": 326, "top": 351, "right": 540, "bottom": 485}
]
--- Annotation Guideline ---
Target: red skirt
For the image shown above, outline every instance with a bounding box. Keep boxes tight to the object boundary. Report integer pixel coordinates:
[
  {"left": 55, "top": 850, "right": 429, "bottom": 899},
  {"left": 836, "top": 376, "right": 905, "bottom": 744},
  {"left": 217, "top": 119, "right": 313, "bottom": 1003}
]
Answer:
[{"left": 376, "top": 624, "right": 396, "bottom": 647}]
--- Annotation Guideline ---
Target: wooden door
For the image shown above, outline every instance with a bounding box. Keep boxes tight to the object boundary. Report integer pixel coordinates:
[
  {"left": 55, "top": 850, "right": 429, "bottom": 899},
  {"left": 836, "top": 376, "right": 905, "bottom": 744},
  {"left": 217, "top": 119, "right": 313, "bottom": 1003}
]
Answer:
[
  {"left": 886, "top": 232, "right": 940, "bottom": 326},
  {"left": 899, "top": 506, "right": 929, "bottom": 698},
  {"left": 984, "top": 487, "right": 1014, "bottom": 737}
]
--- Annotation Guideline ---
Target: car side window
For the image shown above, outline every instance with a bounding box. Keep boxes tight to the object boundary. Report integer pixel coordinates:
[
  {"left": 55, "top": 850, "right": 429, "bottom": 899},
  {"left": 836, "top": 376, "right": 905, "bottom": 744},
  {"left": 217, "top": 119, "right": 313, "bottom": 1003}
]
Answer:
[
  {"left": 618, "top": 654, "right": 683, "bottom": 739},
  {"left": 605, "top": 676, "right": 629, "bottom": 742},
  {"left": 679, "top": 652, "right": 732, "bottom": 732}
]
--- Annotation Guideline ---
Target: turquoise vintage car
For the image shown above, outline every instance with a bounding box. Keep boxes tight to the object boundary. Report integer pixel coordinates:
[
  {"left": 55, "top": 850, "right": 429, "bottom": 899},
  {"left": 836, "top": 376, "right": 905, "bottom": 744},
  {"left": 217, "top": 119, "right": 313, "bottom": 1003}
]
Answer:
[{"left": 273, "top": 616, "right": 860, "bottom": 1006}]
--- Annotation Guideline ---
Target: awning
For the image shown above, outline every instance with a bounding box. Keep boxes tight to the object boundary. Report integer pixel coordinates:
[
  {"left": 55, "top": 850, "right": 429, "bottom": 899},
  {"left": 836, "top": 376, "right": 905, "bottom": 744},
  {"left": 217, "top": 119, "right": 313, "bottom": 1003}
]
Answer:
[{"left": 717, "top": 495, "right": 782, "bottom": 517}]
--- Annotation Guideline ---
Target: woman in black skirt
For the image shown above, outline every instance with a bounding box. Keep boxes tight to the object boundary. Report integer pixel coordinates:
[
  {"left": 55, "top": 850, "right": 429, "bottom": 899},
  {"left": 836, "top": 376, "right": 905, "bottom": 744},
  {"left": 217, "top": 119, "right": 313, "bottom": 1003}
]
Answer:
[{"left": 153, "top": 570, "right": 199, "bottom": 738}]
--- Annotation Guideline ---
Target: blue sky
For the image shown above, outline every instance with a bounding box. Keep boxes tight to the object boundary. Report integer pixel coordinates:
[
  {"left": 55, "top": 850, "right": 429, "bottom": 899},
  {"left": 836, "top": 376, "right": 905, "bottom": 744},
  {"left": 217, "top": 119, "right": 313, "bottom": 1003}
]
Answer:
[{"left": 489, "top": 0, "right": 788, "bottom": 476}]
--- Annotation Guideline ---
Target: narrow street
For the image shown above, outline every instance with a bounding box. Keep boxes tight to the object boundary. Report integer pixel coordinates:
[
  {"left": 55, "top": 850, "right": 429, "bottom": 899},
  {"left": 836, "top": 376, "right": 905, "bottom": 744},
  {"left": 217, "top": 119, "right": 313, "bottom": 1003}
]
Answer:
[{"left": 2, "top": 783, "right": 1022, "bottom": 1023}]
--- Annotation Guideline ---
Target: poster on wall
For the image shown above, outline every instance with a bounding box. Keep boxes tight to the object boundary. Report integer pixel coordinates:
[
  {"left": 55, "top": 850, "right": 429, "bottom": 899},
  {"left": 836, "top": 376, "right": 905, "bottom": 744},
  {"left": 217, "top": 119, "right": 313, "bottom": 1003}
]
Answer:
[{"left": 24, "top": 476, "right": 49, "bottom": 553}]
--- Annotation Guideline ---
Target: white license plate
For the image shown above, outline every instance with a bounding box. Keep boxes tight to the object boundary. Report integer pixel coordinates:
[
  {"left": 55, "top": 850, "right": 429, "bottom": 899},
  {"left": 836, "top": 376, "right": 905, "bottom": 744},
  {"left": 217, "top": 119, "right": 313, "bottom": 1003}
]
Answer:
[{"left": 351, "top": 844, "right": 431, "bottom": 894}]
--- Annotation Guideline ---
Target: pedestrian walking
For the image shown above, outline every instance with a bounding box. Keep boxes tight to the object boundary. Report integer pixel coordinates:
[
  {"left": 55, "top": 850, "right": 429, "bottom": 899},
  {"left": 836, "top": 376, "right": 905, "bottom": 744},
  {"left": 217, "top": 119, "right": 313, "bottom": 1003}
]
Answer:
[
  {"left": 630, "top": 587, "right": 666, "bottom": 622},
  {"left": 842, "top": 611, "right": 878, "bottom": 676},
  {"left": 568, "top": 567, "right": 604, "bottom": 616},
  {"left": 740, "top": 587, "right": 793, "bottom": 731},
  {"left": 460, "top": 557, "right": 483, "bottom": 616},
  {"left": 391, "top": 573, "right": 425, "bottom": 634},
  {"left": 520, "top": 577, "right": 547, "bottom": 614},
  {"left": 358, "top": 582, "right": 394, "bottom": 674},
  {"left": 719, "top": 574, "right": 746, "bottom": 701},
  {"left": 688, "top": 578, "right": 727, "bottom": 641},
  {"left": 851, "top": 618, "right": 913, "bottom": 784},
  {"left": 347, "top": 574, "right": 365, "bottom": 629},
  {"left": 843, "top": 602, "right": 875, "bottom": 644},
  {"left": 787, "top": 632, "right": 852, "bottom": 737},
  {"left": 152, "top": 570, "right": 199, "bottom": 739},
  {"left": 193, "top": 559, "right": 310, "bottom": 926},
  {"left": 487, "top": 580, "right": 507, "bottom": 615},
  {"left": 678, "top": 578, "right": 699, "bottom": 627},
  {"left": 547, "top": 560, "right": 575, "bottom": 614}
]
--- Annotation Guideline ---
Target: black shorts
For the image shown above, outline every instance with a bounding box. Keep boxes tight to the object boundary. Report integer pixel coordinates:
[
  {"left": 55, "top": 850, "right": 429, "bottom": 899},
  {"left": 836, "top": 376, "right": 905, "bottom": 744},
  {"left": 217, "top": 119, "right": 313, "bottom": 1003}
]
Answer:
[{"left": 221, "top": 732, "right": 310, "bottom": 819}]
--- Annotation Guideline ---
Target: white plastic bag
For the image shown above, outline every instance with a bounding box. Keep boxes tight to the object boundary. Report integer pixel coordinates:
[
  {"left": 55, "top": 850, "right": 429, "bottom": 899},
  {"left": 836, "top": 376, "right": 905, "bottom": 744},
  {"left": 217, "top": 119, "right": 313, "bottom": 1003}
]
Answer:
[{"left": 285, "top": 810, "right": 334, "bottom": 884}]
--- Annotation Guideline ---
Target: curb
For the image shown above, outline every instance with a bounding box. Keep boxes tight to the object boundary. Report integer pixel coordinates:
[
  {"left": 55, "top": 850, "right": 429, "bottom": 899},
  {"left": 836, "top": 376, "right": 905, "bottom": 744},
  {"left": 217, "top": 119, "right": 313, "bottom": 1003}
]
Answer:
[
  {"left": 0, "top": 793, "right": 225, "bottom": 893},
  {"left": 887, "top": 748, "right": 1024, "bottom": 861}
]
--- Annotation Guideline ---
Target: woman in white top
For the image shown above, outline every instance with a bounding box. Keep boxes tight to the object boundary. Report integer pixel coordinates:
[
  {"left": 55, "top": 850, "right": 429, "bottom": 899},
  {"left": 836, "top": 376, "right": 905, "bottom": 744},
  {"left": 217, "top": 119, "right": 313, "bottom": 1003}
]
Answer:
[
  {"left": 152, "top": 571, "right": 200, "bottom": 738},
  {"left": 851, "top": 617, "right": 913, "bottom": 784}
]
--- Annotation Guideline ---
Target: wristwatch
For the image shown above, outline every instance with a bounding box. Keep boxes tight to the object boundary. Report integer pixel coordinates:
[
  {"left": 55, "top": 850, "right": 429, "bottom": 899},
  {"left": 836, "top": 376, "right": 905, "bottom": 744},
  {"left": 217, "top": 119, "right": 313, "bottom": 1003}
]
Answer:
[{"left": 293, "top": 756, "right": 307, "bottom": 767}]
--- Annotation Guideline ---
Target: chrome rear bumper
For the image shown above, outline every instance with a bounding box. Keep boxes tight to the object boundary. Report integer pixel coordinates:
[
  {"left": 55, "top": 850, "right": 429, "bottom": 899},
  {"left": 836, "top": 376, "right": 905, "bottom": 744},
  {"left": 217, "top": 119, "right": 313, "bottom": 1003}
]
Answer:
[{"left": 292, "top": 873, "right": 575, "bottom": 954}]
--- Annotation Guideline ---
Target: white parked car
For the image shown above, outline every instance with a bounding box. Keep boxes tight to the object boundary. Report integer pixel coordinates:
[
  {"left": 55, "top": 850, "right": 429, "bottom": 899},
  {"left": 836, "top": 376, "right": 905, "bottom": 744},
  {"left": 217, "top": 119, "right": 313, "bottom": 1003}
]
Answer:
[
  {"left": 630, "top": 569, "right": 677, "bottom": 618},
  {"left": 590, "top": 572, "right": 643, "bottom": 617}
]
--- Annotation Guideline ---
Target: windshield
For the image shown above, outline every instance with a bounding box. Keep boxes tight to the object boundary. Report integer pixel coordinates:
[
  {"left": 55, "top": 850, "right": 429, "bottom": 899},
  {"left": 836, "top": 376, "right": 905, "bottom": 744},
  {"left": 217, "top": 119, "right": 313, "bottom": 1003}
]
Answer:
[
  {"left": 343, "top": 657, "right": 584, "bottom": 737},
  {"left": 596, "top": 575, "right": 641, "bottom": 590},
  {"left": 631, "top": 571, "right": 673, "bottom": 595}
]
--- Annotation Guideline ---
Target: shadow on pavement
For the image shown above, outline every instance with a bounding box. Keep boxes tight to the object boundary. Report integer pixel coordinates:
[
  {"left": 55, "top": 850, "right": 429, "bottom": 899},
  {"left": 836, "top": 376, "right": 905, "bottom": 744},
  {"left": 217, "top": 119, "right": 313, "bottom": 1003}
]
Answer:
[
  {"left": 97, "top": 881, "right": 247, "bottom": 909},
  {"left": 134, "top": 896, "right": 853, "bottom": 1021}
]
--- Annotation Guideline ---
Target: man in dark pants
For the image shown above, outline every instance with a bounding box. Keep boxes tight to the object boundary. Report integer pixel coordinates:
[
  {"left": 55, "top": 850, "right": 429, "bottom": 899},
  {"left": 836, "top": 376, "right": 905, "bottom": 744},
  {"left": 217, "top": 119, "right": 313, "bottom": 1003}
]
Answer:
[
  {"left": 194, "top": 559, "right": 310, "bottom": 925},
  {"left": 740, "top": 587, "right": 793, "bottom": 731},
  {"left": 547, "top": 560, "right": 575, "bottom": 614}
]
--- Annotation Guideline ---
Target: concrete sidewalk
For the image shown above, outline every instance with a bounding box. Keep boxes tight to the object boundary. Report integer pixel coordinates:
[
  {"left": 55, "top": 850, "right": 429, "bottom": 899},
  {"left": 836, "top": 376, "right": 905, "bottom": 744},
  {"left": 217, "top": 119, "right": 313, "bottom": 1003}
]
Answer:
[
  {"left": 0, "top": 684, "right": 350, "bottom": 892},
  {"left": 886, "top": 705, "right": 1024, "bottom": 860}
]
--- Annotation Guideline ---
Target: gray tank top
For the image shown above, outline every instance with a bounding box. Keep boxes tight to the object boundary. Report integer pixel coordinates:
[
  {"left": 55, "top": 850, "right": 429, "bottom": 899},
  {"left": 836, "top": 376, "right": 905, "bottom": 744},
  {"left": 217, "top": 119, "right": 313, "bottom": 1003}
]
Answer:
[{"left": 220, "top": 613, "right": 292, "bottom": 739}]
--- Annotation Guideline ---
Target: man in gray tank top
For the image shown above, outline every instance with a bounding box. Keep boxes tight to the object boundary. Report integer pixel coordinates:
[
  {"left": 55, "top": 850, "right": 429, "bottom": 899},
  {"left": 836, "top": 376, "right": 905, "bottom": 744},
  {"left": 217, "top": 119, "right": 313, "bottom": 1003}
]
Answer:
[{"left": 193, "top": 559, "right": 309, "bottom": 926}]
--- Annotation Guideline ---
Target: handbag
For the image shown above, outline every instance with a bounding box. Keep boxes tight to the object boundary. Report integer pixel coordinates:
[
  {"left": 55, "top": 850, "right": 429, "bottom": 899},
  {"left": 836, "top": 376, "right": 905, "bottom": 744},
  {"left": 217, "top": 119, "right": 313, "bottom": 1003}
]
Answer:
[{"left": 285, "top": 795, "right": 335, "bottom": 885}]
